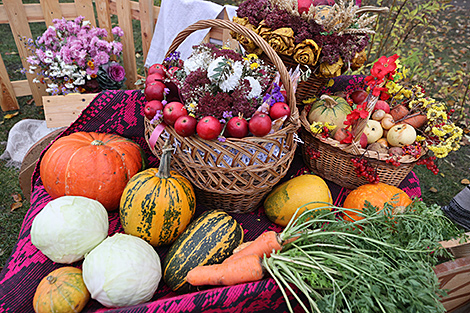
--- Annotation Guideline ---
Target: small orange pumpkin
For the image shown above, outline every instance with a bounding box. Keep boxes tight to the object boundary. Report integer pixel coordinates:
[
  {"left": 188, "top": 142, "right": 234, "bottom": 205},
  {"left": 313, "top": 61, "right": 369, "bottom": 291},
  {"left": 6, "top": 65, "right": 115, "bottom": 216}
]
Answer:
[
  {"left": 33, "top": 267, "right": 90, "bottom": 313},
  {"left": 342, "top": 182, "right": 412, "bottom": 222},
  {"left": 40, "top": 132, "right": 146, "bottom": 211}
]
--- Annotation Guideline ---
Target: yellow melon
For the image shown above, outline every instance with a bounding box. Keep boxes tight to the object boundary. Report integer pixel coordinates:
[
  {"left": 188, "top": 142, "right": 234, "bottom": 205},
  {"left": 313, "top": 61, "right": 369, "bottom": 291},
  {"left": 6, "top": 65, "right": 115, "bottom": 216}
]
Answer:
[{"left": 263, "top": 174, "right": 333, "bottom": 227}]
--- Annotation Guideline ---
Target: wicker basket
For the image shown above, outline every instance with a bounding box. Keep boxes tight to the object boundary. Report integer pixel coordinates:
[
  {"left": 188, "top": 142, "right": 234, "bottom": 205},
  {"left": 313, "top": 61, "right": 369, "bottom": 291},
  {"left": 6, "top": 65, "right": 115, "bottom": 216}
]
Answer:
[
  {"left": 300, "top": 95, "right": 421, "bottom": 190},
  {"left": 145, "top": 19, "right": 300, "bottom": 214}
]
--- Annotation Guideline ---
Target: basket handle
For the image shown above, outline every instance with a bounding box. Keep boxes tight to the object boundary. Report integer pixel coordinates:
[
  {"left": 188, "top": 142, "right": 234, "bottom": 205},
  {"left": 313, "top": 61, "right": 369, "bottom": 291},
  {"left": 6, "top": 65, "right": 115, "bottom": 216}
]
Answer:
[
  {"left": 343, "top": 90, "right": 381, "bottom": 154},
  {"left": 164, "top": 19, "right": 299, "bottom": 126}
]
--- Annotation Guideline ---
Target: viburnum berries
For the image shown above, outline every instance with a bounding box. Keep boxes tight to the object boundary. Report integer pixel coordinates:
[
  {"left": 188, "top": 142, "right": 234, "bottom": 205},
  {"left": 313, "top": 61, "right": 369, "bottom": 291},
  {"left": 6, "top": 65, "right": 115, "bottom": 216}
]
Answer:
[
  {"left": 351, "top": 157, "right": 380, "bottom": 183},
  {"left": 416, "top": 156, "right": 439, "bottom": 175}
]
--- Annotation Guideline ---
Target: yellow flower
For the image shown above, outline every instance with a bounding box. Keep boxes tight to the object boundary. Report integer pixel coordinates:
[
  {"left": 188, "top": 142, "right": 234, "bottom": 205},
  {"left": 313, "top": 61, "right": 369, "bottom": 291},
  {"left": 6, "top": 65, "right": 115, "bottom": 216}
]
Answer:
[
  {"left": 431, "top": 126, "right": 445, "bottom": 137},
  {"left": 427, "top": 108, "right": 447, "bottom": 121},
  {"left": 428, "top": 145, "right": 449, "bottom": 158},
  {"left": 310, "top": 121, "right": 325, "bottom": 133},
  {"left": 267, "top": 27, "right": 295, "bottom": 56},
  {"left": 319, "top": 58, "right": 343, "bottom": 78},
  {"left": 246, "top": 54, "right": 258, "bottom": 60},
  {"left": 303, "top": 98, "right": 316, "bottom": 104},
  {"left": 250, "top": 63, "right": 259, "bottom": 70},
  {"left": 324, "top": 122, "right": 337, "bottom": 131},
  {"left": 292, "top": 39, "right": 321, "bottom": 66},
  {"left": 416, "top": 135, "right": 425, "bottom": 142}
]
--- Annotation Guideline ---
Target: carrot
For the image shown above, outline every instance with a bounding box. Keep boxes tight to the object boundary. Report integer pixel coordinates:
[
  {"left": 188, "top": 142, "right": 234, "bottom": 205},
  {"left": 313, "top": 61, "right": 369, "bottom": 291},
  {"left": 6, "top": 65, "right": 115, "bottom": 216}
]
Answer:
[
  {"left": 223, "top": 230, "right": 282, "bottom": 264},
  {"left": 186, "top": 254, "right": 264, "bottom": 286}
]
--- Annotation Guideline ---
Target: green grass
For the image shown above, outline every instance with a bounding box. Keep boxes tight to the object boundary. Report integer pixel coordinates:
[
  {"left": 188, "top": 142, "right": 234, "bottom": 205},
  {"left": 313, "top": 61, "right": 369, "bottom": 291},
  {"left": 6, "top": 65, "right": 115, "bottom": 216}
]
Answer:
[{"left": 1, "top": 0, "right": 469, "bottom": 269}]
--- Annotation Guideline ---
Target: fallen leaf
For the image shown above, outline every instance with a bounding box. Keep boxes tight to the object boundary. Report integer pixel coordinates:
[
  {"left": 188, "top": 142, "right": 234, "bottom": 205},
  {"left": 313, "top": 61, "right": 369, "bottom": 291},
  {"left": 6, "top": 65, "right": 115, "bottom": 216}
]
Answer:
[
  {"left": 26, "top": 98, "right": 35, "bottom": 105},
  {"left": 4, "top": 112, "right": 19, "bottom": 119},
  {"left": 10, "top": 202, "right": 22, "bottom": 211},
  {"left": 462, "top": 179, "right": 470, "bottom": 185},
  {"left": 12, "top": 193, "right": 22, "bottom": 202},
  {"left": 429, "top": 187, "right": 438, "bottom": 193}
]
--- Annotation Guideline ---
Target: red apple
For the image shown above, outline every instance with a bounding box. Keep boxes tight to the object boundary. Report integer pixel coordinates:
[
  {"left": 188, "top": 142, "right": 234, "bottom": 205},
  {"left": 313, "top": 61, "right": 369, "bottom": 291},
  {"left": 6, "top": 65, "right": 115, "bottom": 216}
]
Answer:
[
  {"left": 174, "top": 115, "right": 197, "bottom": 137},
  {"left": 374, "top": 100, "right": 391, "bottom": 114},
  {"left": 226, "top": 116, "right": 249, "bottom": 138},
  {"left": 145, "top": 73, "right": 165, "bottom": 85},
  {"left": 167, "top": 67, "right": 180, "bottom": 77},
  {"left": 197, "top": 116, "right": 222, "bottom": 141},
  {"left": 312, "top": 0, "right": 335, "bottom": 6},
  {"left": 270, "top": 102, "right": 291, "bottom": 120},
  {"left": 144, "top": 100, "right": 164, "bottom": 120},
  {"left": 144, "top": 81, "right": 166, "bottom": 101},
  {"left": 249, "top": 113, "right": 272, "bottom": 137},
  {"left": 148, "top": 63, "right": 166, "bottom": 77},
  {"left": 350, "top": 89, "right": 368, "bottom": 105},
  {"left": 298, "top": 0, "right": 314, "bottom": 14},
  {"left": 163, "top": 101, "right": 187, "bottom": 126}
]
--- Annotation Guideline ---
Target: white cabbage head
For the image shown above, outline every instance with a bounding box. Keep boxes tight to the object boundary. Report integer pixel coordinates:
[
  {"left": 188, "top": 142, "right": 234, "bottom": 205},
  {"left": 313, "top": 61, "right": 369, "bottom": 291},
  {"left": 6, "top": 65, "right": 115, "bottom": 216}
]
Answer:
[
  {"left": 31, "top": 195, "right": 109, "bottom": 263},
  {"left": 82, "top": 233, "right": 162, "bottom": 308}
]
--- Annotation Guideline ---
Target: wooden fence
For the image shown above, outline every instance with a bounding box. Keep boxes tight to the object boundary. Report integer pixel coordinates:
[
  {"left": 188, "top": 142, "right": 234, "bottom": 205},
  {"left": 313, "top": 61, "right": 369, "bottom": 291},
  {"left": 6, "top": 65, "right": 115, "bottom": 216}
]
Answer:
[{"left": 0, "top": 0, "right": 159, "bottom": 112}]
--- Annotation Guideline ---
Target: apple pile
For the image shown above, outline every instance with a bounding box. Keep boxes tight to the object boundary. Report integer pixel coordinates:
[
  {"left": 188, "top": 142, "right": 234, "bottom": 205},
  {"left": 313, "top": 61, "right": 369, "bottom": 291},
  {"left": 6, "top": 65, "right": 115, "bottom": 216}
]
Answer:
[
  {"left": 348, "top": 90, "right": 427, "bottom": 156},
  {"left": 143, "top": 64, "right": 292, "bottom": 141}
]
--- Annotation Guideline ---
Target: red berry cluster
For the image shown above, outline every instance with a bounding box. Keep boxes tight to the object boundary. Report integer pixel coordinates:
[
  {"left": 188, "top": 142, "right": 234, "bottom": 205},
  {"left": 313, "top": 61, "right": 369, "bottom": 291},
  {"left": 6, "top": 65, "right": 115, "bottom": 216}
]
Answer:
[
  {"left": 385, "top": 156, "right": 401, "bottom": 167},
  {"left": 402, "top": 144, "right": 423, "bottom": 159},
  {"left": 417, "top": 156, "right": 439, "bottom": 175},
  {"left": 305, "top": 147, "right": 320, "bottom": 160},
  {"left": 351, "top": 157, "right": 380, "bottom": 183}
]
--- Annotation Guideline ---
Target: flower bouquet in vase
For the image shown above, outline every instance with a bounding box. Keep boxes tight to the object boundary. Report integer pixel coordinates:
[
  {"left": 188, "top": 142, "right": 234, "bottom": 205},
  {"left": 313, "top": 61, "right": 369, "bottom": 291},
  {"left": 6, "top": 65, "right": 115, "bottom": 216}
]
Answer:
[
  {"left": 143, "top": 19, "right": 300, "bottom": 214},
  {"left": 300, "top": 54, "right": 463, "bottom": 189},
  {"left": 22, "top": 16, "right": 126, "bottom": 96},
  {"left": 231, "top": 0, "right": 389, "bottom": 103}
]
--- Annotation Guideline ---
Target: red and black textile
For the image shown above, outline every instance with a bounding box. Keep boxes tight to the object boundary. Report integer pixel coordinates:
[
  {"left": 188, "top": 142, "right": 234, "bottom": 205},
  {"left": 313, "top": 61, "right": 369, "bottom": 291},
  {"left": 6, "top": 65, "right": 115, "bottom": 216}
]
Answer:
[{"left": 0, "top": 89, "right": 421, "bottom": 313}]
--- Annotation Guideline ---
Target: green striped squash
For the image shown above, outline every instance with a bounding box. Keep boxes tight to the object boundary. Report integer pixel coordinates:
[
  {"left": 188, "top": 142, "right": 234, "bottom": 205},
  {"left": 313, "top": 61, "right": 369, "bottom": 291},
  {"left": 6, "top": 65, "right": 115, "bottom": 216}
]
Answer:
[
  {"left": 119, "top": 142, "right": 196, "bottom": 247},
  {"left": 163, "top": 210, "right": 244, "bottom": 293},
  {"left": 307, "top": 94, "right": 352, "bottom": 136}
]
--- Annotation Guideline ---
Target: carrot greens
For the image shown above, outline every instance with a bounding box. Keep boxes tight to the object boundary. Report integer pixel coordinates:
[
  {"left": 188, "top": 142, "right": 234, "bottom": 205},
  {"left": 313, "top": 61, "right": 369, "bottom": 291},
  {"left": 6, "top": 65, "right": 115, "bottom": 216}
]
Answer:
[{"left": 265, "top": 201, "right": 466, "bottom": 313}]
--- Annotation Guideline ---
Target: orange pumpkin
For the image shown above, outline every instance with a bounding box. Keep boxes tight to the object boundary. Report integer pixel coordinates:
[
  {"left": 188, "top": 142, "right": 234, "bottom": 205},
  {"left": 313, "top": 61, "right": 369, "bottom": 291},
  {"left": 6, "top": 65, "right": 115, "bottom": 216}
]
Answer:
[
  {"left": 33, "top": 267, "right": 90, "bottom": 313},
  {"left": 342, "top": 182, "right": 412, "bottom": 222},
  {"left": 40, "top": 132, "right": 146, "bottom": 211}
]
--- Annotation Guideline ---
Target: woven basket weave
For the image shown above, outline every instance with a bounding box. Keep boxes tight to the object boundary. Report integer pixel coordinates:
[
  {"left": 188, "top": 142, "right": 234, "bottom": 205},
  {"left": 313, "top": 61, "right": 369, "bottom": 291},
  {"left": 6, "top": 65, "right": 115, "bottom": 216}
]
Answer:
[
  {"left": 145, "top": 19, "right": 300, "bottom": 214},
  {"left": 300, "top": 95, "right": 420, "bottom": 190}
]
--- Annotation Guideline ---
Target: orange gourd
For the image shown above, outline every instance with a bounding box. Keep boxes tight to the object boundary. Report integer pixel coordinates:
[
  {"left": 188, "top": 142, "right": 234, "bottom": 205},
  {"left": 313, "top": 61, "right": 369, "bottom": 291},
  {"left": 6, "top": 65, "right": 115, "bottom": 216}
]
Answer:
[
  {"left": 40, "top": 132, "right": 146, "bottom": 211},
  {"left": 342, "top": 182, "right": 412, "bottom": 222},
  {"left": 33, "top": 267, "right": 90, "bottom": 313}
]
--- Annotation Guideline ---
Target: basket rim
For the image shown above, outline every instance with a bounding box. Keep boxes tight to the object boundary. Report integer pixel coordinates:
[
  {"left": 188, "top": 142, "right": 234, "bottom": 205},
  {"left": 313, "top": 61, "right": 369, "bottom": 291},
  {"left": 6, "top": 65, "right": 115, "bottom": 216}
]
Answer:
[{"left": 145, "top": 118, "right": 297, "bottom": 172}]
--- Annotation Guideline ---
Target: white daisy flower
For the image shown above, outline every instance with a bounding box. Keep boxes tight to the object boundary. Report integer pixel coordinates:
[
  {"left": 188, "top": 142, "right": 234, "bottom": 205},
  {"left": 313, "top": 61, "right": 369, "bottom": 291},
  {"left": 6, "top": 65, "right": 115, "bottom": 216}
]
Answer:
[{"left": 245, "top": 76, "right": 262, "bottom": 99}]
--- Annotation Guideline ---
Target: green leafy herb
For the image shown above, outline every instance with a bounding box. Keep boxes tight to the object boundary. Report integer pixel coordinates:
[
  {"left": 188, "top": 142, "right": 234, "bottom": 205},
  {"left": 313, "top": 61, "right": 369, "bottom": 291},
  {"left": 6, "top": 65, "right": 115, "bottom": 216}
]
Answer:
[{"left": 265, "top": 201, "right": 466, "bottom": 313}]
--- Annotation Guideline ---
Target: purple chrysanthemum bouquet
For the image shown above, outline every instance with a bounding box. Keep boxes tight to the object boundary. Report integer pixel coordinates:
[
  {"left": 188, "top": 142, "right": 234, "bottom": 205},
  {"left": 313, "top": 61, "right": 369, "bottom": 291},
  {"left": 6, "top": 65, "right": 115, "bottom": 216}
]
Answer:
[{"left": 22, "top": 16, "right": 125, "bottom": 95}]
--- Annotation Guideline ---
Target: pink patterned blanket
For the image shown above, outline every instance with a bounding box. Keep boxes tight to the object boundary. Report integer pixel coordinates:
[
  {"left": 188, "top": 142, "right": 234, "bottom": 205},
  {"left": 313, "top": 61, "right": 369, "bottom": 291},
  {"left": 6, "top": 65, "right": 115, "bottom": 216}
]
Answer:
[{"left": 0, "top": 89, "right": 421, "bottom": 313}]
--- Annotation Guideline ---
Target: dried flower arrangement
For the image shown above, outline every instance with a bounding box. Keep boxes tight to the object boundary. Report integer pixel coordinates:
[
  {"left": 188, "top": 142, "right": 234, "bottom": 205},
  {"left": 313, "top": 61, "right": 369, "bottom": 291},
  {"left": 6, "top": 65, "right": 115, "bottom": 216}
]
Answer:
[
  {"left": 159, "top": 43, "right": 282, "bottom": 126},
  {"left": 22, "top": 16, "right": 126, "bottom": 95},
  {"left": 232, "top": 0, "right": 383, "bottom": 78}
]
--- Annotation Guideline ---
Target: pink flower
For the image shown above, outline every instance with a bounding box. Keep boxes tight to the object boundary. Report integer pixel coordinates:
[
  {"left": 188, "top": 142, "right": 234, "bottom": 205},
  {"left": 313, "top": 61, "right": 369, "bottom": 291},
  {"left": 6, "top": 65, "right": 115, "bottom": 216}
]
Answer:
[
  {"left": 112, "top": 27, "right": 124, "bottom": 37},
  {"left": 94, "top": 51, "right": 109, "bottom": 66},
  {"left": 107, "top": 62, "right": 125, "bottom": 82},
  {"left": 86, "top": 67, "right": 99, "bottom": 76},
  {"left": 111, "top": 42, "right": 123, "bottom": 55}
]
